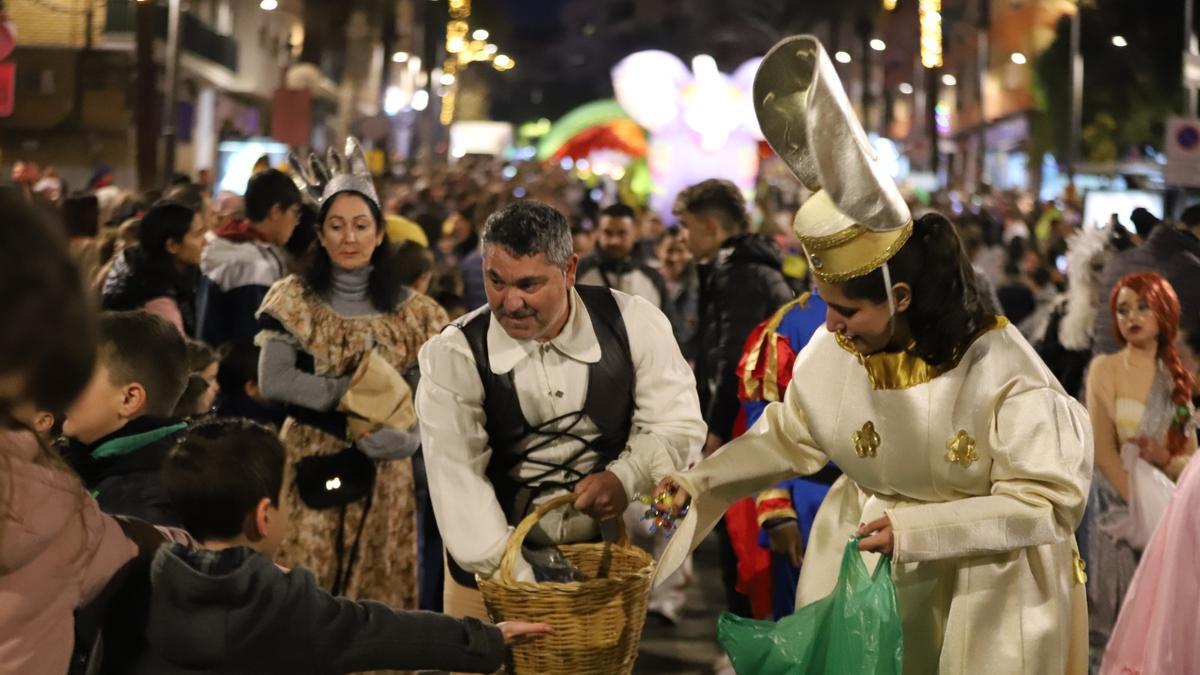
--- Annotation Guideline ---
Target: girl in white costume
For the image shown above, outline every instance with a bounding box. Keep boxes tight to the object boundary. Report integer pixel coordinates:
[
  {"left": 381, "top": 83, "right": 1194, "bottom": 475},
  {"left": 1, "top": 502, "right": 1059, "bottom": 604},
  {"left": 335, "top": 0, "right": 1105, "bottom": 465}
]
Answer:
[{"left": 651, "top": 35, "right": 1092, "bottom": 675}]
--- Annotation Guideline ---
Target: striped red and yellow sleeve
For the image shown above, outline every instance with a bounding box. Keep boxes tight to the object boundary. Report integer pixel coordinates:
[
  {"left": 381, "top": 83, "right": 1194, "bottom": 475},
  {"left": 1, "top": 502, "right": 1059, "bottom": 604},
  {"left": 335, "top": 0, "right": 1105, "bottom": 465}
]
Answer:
[{"left": 755, "top": 487, "right": 797, "bottom": 526}]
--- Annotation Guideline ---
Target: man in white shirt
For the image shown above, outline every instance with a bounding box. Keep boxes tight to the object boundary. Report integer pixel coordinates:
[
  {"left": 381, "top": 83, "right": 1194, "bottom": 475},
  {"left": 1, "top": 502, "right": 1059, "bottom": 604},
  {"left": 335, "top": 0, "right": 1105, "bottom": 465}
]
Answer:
[{"left": 417, "top": 200, "right": 705, "bottom": 620}]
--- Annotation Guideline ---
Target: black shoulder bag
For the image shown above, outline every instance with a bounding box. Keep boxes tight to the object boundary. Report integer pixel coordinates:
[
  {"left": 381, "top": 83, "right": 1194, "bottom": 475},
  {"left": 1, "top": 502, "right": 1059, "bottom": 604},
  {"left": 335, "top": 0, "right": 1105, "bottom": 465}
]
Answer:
[{"left": 294, "top": 443, "right": 377, "bottom": 596}]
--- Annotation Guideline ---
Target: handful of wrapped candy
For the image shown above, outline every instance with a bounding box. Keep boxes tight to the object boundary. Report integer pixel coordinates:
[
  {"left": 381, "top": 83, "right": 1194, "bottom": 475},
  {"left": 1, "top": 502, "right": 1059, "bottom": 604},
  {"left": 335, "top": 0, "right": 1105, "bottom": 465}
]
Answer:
[{"left": 639, "top": 491, "right": 690, "bottom": 536}]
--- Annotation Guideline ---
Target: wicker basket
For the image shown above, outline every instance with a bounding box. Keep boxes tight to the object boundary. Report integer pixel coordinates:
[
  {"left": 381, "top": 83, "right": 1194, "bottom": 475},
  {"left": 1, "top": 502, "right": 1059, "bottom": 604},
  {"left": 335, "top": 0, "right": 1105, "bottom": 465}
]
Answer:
[{"left": 478, "top": 493, "right": 656, "bottom": 675}]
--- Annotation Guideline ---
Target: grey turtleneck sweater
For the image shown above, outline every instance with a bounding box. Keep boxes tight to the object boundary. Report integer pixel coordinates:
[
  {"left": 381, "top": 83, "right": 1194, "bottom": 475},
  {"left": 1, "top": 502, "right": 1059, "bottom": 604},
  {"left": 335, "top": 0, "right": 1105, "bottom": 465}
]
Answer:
[
  {"left": 258, "top": 265, "right": 419, "bottom": 460},
  {"left": 321, "top": 264, "right": 380, "bottom": 317}
]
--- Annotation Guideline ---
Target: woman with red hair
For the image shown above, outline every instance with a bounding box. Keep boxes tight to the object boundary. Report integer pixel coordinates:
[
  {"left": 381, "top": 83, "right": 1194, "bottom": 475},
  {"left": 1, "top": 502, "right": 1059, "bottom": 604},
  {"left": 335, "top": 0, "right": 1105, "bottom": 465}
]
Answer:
[
  {"left": 1086, "top": 272, "right": 1196, "bottom": 663},
  {"left": 1102, "top": 293, "right": 1200, "bottom": 674}
]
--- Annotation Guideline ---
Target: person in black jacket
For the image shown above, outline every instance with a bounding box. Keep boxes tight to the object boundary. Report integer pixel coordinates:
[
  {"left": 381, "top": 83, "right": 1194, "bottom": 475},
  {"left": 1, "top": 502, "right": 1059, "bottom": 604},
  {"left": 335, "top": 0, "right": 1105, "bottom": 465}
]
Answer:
[
  {"left": 673, "top": 179, "right": 794, "bottom": 621},
  {"left": 1092, "top": 207, "right": 1200, "bottom": 355},
  {"left": 61, "top": 311, "right": 190, "bottom": 527},
  {"left": 674, "top": 179, "right": 794, "bottom": 456},
  {"left": 107, "top": 417, "right": 551, "bottom": 675}
]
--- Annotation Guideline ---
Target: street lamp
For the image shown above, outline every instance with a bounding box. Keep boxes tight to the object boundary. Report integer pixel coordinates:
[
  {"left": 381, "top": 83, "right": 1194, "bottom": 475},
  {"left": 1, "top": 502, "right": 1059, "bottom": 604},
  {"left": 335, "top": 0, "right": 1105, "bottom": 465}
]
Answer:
[
  {"left": 870, "top": 39, "right": 886, "bottom": 52},
  {"left": 1010, "top": 52, "right": 1027, "bottom": 65},
  {"left": 835, "top": 51, "right": 852, "bottom": 63},
  {"left": 919, "top": 0, "right": 943, "bottom": 68},
  {"left": 384, "top": 86, "right": 406, "bottom": 116},
  {"left": 941, "top": 73, "right": 957, "bottom": 86},
  {"left": 259, "top": 0, "right": 277, "bottom": 10},
  {"left": 1069, "top": 3, "right": 1083, "bottom": 175},
  {"left": 1111, "top": 35, "right": 1128, "bottom": 47}
]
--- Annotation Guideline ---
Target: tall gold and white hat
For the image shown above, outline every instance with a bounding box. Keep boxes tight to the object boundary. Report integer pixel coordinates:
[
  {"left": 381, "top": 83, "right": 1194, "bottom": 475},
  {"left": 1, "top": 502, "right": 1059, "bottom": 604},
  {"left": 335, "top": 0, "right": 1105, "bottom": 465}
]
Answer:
[{"left": 754, "top": 35, "right": 912, "bottom": 283}]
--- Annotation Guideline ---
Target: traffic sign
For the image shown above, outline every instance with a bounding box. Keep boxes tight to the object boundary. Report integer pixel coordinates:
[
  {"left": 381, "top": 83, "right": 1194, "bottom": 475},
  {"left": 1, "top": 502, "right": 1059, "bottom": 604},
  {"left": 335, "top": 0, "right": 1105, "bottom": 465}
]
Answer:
[{"left": 1164, "top": 117, "right": 1200, "bottom": 187}]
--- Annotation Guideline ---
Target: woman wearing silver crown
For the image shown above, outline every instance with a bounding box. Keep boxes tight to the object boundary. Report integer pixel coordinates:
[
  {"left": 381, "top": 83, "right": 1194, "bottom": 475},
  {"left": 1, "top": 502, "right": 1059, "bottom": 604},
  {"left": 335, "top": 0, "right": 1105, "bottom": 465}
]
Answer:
[
  {"left": 651, "top": 37, "right": 1091, "bottom": 673},
  {"left": 254, "top": 139, "right": 448, "bottom": 610}
]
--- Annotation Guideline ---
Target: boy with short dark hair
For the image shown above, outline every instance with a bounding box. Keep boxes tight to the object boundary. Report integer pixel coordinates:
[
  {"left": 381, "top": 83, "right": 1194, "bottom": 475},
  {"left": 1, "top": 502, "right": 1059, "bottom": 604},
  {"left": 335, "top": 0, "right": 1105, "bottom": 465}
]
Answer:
[
  {"left": 62, "top": 310, "right": 190, "bottom": 527},
  {"left": 214, "top": 342, "right": 283, "bottom": 427},
  {"left": 133, "top": 418, "right": 549, "bottom": 674},
  {"left": 197, "top": 169, "right": 302, "bottom": 346}
]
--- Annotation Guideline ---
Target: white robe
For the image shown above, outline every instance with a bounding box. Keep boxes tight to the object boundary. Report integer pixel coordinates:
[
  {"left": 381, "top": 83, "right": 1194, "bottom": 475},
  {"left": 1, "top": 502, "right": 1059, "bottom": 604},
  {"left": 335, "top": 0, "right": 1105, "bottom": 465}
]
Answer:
[{"left": 655, "top": 323, "right": 1093, "bottom": 674}]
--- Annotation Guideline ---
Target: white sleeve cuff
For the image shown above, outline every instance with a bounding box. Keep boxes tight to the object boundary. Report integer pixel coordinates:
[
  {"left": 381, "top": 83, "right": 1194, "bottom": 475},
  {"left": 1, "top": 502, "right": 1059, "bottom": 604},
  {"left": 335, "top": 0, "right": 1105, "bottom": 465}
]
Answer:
[{"left": 606, "top": 455, "right": 647, "bottom": 502}]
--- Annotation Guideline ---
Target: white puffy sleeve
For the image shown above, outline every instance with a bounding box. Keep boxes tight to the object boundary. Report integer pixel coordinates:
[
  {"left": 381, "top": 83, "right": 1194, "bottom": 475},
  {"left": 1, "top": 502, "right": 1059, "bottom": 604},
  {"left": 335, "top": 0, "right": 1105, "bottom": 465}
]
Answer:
[{"left": 887, "top": 379, "right": 1093, "bottom": 563}]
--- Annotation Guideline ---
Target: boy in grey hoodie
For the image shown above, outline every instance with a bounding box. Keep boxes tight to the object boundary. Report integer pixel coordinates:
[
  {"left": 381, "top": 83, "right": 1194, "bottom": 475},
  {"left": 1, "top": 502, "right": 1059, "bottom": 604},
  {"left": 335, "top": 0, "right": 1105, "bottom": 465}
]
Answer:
[{"left": 123, "top": 417, "right": 550, "bottom": 674}]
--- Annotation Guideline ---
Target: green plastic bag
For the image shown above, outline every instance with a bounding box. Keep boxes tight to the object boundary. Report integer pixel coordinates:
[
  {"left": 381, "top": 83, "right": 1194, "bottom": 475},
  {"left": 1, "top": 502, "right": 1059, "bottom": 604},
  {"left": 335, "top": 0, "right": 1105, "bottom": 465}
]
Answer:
[{"left": 717, "top": 537, "right": 904, "bottom": 674}]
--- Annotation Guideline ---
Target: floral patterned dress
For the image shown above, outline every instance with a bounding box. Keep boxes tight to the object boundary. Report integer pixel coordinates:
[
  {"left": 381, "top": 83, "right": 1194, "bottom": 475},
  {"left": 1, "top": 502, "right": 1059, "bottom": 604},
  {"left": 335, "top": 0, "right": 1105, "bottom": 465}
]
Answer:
[{"left": 256, "top": 275, "right": 447, "bottom": 609}]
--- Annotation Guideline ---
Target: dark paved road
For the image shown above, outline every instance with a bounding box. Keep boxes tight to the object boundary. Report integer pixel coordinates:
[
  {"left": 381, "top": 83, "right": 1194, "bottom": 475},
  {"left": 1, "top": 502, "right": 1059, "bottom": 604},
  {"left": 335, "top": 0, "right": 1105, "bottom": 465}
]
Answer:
[{"left": 633, "top": 535, "right": 727, "bottom": 675}]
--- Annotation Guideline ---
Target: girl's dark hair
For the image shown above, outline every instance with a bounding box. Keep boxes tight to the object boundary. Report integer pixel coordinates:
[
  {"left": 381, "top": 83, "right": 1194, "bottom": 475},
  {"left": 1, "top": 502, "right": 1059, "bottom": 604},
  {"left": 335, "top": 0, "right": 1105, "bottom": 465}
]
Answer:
[
  {"left": 394, "top": 240, "right": 434, "bottom": 287},
  {"left": 61, "top": 194, "right": 100, "bottom": 239},
  {"left": 842, "top": 212, "right": 994, "bottom": 369},
  {"left": 138, "top": 201, "right": 196, "bottom": 262},
  {"left": 304, "top": 191, "right": 404, "bottom": 313},
  {"left": 216, "top": 342, "right": 259, "bottom": 395},
  {"left": 0, "top": 191, "right": 96, "bottom": 417},
  {"left": 284, "top": 201, "right": 318, "bottom": 258},
  {"left": 1005, "top": 235, "right": 1028, "bottom": 266},
  {"left": 173, "top": 374, "right": 212, "bottom": 418},
  {"left": 184, "top": 338, "right": 220, "bottom": 373}
]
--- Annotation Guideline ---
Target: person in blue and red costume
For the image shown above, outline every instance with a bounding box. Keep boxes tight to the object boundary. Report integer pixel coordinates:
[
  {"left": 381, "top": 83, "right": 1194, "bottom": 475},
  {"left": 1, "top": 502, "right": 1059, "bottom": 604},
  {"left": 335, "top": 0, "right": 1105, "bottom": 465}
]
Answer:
[{"left": 724, "top": 289, "right": 843, "bottom": 620}]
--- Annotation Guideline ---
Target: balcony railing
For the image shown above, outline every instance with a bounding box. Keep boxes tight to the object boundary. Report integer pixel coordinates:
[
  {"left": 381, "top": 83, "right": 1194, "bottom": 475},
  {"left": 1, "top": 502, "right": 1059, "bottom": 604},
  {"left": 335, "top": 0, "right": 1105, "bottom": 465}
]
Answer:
[{"left": 105, "top": 1, "right": 238, "bottom": 73}]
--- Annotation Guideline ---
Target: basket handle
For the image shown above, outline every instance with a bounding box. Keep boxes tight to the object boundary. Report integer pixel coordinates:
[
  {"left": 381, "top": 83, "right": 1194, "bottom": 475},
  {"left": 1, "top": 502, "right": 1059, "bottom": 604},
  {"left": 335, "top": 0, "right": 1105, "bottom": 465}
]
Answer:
[{"left": 498, "top": 492, "right": 629, "bottom": 583}]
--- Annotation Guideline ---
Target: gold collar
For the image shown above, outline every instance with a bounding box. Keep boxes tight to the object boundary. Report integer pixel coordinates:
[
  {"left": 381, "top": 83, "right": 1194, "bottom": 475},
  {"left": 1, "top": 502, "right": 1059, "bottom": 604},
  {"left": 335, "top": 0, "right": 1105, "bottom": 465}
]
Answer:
[{"left": 835, "top": 316, "right": 1009, "bottom": 390}]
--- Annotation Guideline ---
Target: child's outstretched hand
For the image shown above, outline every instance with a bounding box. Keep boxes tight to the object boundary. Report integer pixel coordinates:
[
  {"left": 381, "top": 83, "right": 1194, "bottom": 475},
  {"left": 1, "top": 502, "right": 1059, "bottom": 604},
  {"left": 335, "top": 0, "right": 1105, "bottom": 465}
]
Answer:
[{"left": 498, "top": 621, "right": 555, "bottom": 645}]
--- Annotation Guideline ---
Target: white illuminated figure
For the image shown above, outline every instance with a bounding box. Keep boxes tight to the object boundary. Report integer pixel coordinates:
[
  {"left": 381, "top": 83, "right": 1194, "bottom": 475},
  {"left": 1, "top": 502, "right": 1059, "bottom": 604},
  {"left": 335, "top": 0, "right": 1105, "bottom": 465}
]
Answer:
[{"left": 612, "top": 51, "right": 764, "bottom": 219}]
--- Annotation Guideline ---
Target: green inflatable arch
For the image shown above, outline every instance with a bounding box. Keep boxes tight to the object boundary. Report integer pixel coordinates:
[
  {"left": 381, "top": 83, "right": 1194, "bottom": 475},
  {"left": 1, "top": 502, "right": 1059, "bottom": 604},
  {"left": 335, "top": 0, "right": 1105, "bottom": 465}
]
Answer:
[{"left": 536, "top": 99, "right": 633, "bottom": 161}]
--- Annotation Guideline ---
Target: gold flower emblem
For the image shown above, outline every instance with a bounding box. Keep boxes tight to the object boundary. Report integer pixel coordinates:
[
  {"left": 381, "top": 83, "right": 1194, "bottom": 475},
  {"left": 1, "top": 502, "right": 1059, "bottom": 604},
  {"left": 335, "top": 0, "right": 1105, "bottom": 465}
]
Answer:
[
  {"left": 945, "top": 430, "right": 979, "bottom": 467},
  {"left": 1072, "top": 550, "right": 1088, "bottom": 585},
  {"left": 852, "top": 421, "right": 880, "bottom": 458}
]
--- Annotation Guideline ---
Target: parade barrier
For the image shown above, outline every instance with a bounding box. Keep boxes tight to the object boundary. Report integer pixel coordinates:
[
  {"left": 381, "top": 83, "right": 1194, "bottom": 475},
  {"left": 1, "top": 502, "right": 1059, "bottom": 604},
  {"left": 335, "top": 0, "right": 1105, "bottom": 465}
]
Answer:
[{"left": 479, "top": 493, "right": 655, "bottom": 675}]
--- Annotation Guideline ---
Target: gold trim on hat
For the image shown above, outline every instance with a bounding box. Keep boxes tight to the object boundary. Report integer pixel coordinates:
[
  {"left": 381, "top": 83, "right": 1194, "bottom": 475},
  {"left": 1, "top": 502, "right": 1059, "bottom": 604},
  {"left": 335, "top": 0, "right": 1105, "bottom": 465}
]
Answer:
[
  {"left": 801, "top": 224, "right": 870, "bottom": 251},
  {"left": 802, "top": 220, "right": 913, "bottom": 283}
]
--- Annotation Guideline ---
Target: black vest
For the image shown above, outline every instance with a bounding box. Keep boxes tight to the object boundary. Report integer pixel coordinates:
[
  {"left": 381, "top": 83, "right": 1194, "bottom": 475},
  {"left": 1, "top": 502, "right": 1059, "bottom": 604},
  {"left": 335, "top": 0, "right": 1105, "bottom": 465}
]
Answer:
[{"left": 446, "top": 285, "right": 635, "bottom": 586}]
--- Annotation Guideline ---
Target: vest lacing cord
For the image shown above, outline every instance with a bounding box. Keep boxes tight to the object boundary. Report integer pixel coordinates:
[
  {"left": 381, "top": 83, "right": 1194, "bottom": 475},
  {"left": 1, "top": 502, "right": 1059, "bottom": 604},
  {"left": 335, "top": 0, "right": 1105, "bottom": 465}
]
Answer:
[{"left": 503, "top": 408, "right": 613, "bottom": 501}]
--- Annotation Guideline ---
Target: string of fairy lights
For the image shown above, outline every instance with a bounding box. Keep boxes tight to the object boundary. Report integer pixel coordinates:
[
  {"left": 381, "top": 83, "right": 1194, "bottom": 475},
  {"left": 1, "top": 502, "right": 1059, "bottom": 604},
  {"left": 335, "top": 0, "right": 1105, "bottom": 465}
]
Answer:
[
  {"left": 883, "top": 0, "right": 943, "bottom": 69},
  {"left": 440, "top": 0, "right": 514, "bottom": 125}
]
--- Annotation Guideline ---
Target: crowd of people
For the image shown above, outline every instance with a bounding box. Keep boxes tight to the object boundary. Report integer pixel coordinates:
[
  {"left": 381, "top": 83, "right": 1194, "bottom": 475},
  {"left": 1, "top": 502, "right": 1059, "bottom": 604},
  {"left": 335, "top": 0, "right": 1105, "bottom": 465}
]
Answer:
[{"left": 1, "top": 43, "right": 1199, "bottom": 675}]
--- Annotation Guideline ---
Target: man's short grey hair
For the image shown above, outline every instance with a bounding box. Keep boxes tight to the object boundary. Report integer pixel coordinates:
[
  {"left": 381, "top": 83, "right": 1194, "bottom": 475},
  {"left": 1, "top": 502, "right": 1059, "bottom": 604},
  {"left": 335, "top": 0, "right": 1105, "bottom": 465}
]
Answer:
[{"left": 480, "top": 200, "right": 574, "bottom": 268}]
